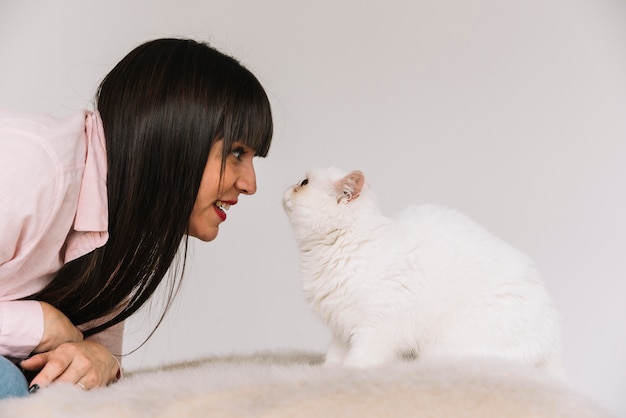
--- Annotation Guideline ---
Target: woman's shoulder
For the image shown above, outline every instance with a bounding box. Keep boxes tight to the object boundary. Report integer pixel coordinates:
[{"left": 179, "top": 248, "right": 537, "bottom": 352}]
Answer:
[
  {"left": 0, "top": 108, "right": 83, "bottom": 134},
  {"left": 0, "top": 108, "right": 89, "bottom": 171},
  {"left": 0, "top": 109, "right": 91, "bottom": 276}
]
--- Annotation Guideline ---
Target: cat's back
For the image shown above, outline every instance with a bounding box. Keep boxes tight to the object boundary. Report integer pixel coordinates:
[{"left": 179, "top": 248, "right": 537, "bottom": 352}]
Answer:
[
  {"left": 394, "top": 203, "right": 537, "bottom": 281},
  {"left": 395, "top": 203, "right": 496, "bottom": 244}
]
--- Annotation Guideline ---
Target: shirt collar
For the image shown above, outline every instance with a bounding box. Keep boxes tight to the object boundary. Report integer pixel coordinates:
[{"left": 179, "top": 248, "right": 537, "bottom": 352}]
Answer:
[{"left": 64, "top": 111, "right": 109, "bottom": 263}]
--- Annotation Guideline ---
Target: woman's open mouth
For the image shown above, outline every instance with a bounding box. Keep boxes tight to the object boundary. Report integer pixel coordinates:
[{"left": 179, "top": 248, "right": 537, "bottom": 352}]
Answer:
[{"left": 213, "top": 200, "right": 234, "bottom": 221}]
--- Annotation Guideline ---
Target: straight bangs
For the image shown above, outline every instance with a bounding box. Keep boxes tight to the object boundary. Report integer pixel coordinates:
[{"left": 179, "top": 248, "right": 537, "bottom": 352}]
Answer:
[{"left": 220, "top": 66, "right": 273, "bottom": 161}]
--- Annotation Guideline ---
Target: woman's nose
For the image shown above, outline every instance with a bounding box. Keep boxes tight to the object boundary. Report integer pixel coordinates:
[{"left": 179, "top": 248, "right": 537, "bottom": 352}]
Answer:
[{"left": 237, "top": 160, "right": 257, "bottom": 195}]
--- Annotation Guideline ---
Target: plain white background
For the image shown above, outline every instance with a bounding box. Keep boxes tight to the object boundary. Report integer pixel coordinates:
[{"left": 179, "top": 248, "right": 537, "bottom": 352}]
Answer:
[{"left": 1, "top": 0, "right": 624, "bottom": 416}]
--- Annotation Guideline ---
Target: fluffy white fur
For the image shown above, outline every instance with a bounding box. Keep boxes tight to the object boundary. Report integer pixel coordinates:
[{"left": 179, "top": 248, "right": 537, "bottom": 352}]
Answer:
[
  {"left": 283, "top": 167, "right": 565, "bottom": 381},
  {"left": 0, "top": 352, "right": 612, "bottom": 418}
]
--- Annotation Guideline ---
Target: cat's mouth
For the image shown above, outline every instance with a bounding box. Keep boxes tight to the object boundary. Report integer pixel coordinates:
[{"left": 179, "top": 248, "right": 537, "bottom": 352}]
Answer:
[{"left": 282, "top": 190, "right": 294, "bottom": 212}]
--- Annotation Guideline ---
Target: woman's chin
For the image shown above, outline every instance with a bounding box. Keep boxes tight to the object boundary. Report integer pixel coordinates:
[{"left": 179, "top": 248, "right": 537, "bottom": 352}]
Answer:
[{"left": 188, "top": 225, "right": 219, "bottom": 242}]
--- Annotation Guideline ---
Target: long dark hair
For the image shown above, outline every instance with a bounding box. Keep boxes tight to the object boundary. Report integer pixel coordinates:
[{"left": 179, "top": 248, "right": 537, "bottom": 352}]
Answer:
[{"left": 27, "top": 38, "right": 273, "bottom": 341}]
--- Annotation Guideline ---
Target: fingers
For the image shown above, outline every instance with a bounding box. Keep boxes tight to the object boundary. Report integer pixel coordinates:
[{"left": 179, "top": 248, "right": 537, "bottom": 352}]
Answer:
[
  {"left": 23, "top": 348, "right": 72, "bottom": 389},
  {"left": 23, "top": 344, "right": 92, "bottom": 390},
  {"left": 21, "top": 341, "right": 119, "bottom": 392},
  {"left": 20, "top": 352, "right": 50, "bottom": 372}
]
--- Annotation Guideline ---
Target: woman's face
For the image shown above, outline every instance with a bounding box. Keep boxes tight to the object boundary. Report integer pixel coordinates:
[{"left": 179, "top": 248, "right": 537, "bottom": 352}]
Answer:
[{"left": 188, "top": 140, "right": 257, "bottom": 241}]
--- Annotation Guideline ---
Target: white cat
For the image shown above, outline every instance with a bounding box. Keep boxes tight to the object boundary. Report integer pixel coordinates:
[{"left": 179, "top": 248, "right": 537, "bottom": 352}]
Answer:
[{"left": 282, "top": 167, "right": 566, "bottom": 382}]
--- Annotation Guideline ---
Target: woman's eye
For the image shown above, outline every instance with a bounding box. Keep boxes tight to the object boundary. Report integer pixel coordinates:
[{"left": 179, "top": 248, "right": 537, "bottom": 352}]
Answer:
[
  {"left": 300, "top": 178, "right": 309, "bottom": 187},
  {"left": 231, "top": 147, "right": 245, "bottom": 160}
]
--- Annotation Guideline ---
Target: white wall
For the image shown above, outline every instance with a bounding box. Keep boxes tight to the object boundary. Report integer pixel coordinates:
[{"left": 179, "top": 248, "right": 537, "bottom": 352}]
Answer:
[{"left": 1, "top": 0, "right": 624, "bottom": 416}]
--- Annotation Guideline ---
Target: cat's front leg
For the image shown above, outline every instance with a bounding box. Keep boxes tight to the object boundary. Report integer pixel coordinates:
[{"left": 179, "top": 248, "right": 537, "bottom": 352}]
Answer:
[
  {"left": 342, "top": 330, "right": 398, "bottom": 368},
  {"left": 323, "top": 336, "right": 349, "bottom": 367}
]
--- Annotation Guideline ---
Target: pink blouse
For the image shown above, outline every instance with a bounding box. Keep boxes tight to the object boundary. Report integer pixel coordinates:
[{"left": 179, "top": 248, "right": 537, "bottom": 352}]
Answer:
[{"left": 0, "top": 108, "right": 121, "bottom": 359}]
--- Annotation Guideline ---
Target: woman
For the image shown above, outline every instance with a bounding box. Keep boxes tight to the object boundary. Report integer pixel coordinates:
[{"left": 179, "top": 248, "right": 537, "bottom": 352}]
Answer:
[{"left": 0, "top": 38, "right": 273, "bottom": 398}]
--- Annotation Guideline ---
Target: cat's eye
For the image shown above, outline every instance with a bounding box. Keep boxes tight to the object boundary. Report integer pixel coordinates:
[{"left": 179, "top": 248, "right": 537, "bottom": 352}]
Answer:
[{"left": 300, "top": 179, "right": 309, "bottom": 187}]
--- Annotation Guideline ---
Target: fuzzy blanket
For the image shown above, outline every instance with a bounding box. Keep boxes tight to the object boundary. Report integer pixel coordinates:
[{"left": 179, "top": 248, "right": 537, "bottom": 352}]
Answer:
[{"left": 0, "top": 351, "right": 612, "bottom": 418}]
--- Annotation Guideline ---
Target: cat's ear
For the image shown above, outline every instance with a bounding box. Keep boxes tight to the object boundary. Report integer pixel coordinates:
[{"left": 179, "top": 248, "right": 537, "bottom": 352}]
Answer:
[{"left": 337, "top": 170, "right": 365, "bottom": 203}]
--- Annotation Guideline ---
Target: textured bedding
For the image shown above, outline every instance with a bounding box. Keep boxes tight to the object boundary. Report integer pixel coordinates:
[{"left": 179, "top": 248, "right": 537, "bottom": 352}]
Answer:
[{"left": 0, "top": 351, "right": 612, "bottom": 418}]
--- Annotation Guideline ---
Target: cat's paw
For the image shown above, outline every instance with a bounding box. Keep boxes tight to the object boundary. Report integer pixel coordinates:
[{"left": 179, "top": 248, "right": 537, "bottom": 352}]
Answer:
[
  {"left": 323, "top": 351, "right": 346, "bottom": 368},
  {"left": 322, "top": 357, "right": 343, "bottom": 368},
  {"left": 323, "top": 339, "right": 348, "bottom": 367},
  {"left": 342, "top": 350, "right": 392, "bottom": 368}
]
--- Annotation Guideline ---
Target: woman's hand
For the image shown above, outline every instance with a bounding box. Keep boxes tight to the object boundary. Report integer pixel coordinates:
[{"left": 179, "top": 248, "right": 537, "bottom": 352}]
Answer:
[
  {"left": 34, "top": 301, "right": 83, "bottom": 353},
  {"left": 20, "top": 340, "right": 120, "bottom": 391}
]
